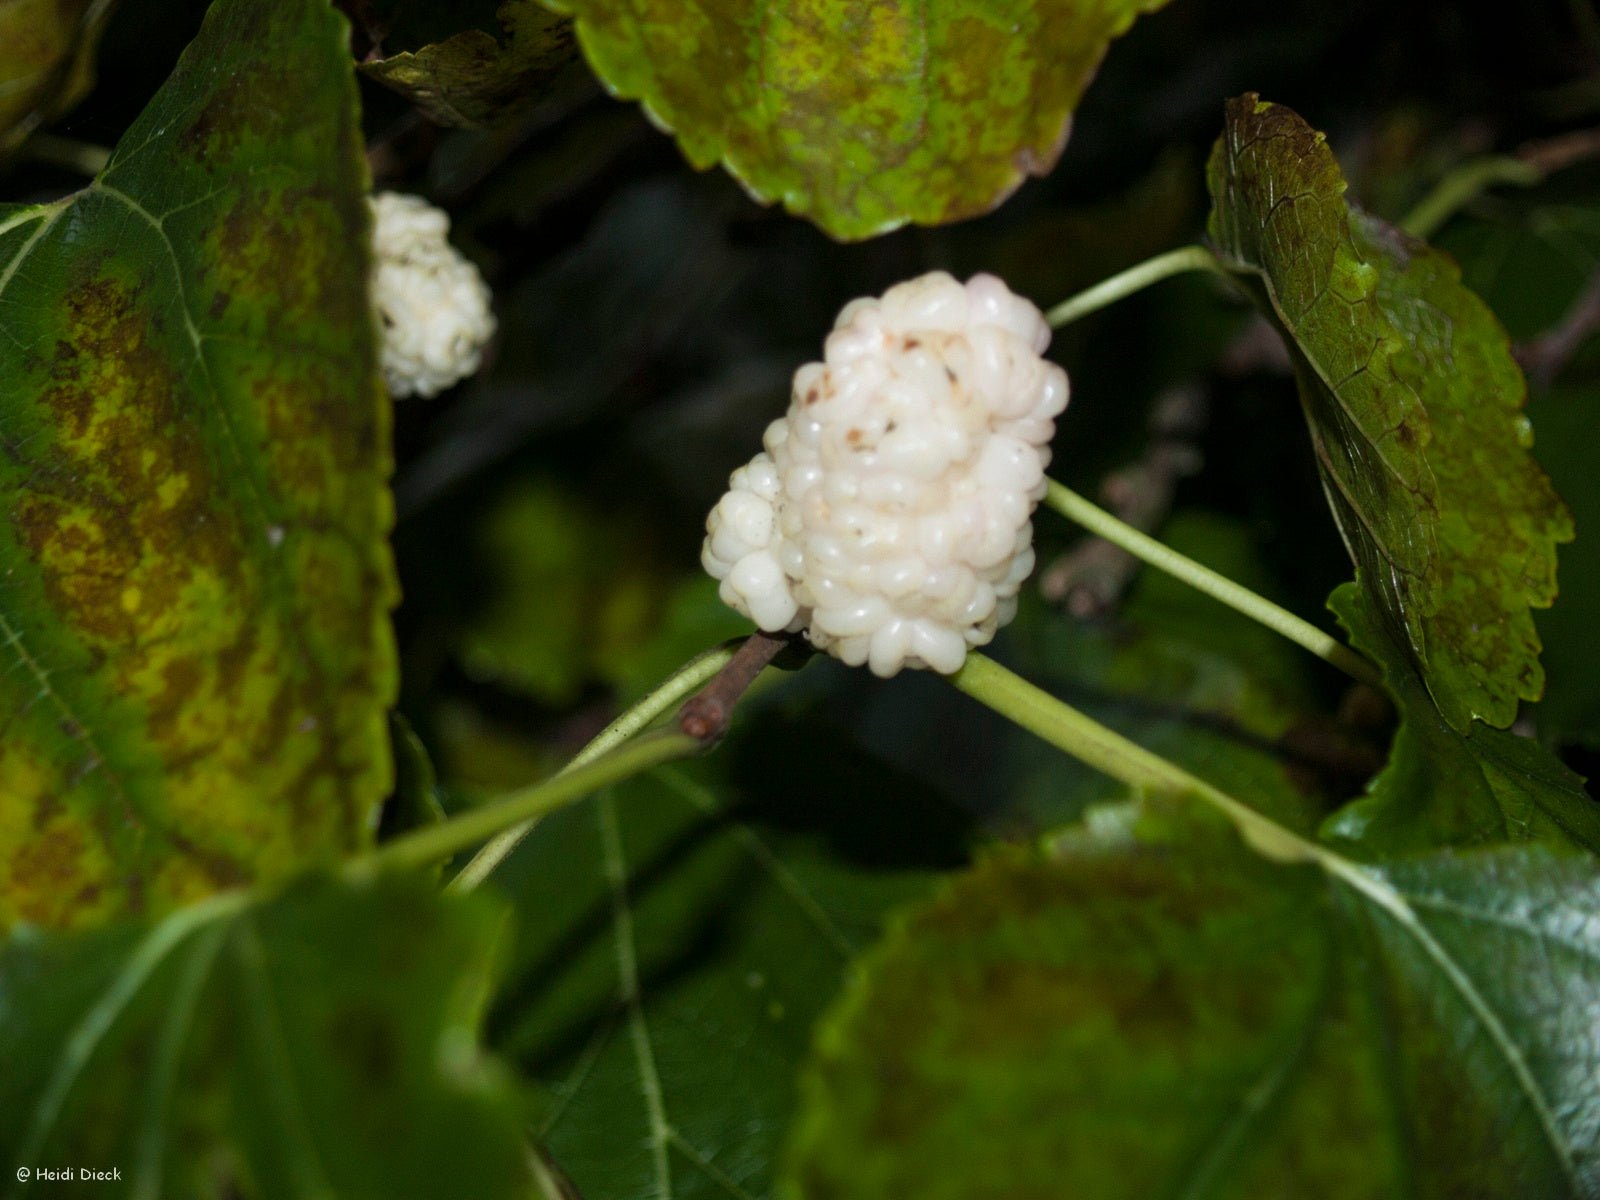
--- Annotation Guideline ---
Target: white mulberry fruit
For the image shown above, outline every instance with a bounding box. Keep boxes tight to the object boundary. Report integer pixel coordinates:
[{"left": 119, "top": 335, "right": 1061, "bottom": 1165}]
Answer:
[
  {"left": 703, "top": 271, "right": 1069, "bottom": 677},
  {"left": 370, "top": 191, "right": 496, "bottom": 399}
]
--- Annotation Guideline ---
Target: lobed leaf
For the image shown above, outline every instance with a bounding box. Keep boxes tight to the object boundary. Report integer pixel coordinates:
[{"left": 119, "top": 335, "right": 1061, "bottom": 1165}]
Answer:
[
  {"left": 783, "top": 800, "right": 1600, "bottom": 1200},
  {"left": 0, "top": 874, "right": 538, "bottom": 1200},
  {"left": 1323, "top": 582, "right": 1600, "bottom": 856},
  {"left": 1205, "top": 96, "right": 1571, "bottom": 731},
  {"left": 1430, "top": 185, "right": 1600, "bottom": 748},
  {"left": 0, "top": 0, "right": 396, "bottom": 931},
  {"left": 542, "top": 0, "right": 1174, "bottom": 240}
]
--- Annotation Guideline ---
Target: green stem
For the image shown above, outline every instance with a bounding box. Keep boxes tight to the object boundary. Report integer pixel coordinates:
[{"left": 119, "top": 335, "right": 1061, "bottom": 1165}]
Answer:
[
  {"left": 1400, "top": 156, "right": 1543, "bottom": 240},
  {"left": 1046, "top": 245, "right": 1225, "bottom": 328},
  {"left": 1043, "top": 479, "right": 1380, "bottom": 686},
  {"left": 949, "top": 655, "right": 1313, "bottom": 864},
  {"left": 447, "top": 640, "right": 740, "bottom": 891},
  {"left": 350, "top": 729, "right": 701, "bottom": 880}
]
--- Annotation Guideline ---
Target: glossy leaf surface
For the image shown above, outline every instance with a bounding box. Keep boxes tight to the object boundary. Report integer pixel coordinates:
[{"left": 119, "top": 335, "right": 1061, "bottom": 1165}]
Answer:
[{"left": 784, "top": 800, "right": 1600, "bottom": 1199}]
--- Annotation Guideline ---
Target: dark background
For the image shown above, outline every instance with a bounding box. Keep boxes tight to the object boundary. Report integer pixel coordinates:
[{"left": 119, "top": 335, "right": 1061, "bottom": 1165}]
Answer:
[{"left": 17, "top": 0, "right": 1600, "bottom": 818}]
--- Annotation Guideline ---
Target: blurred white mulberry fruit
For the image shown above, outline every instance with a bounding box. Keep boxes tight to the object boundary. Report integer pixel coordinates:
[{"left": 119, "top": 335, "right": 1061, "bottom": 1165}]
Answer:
[
  {"left": 370, "top": 191, "right": 496, "bottom": 399},
  {"left": 703, "top": 271, "right": 1069, "bottom": 677}
]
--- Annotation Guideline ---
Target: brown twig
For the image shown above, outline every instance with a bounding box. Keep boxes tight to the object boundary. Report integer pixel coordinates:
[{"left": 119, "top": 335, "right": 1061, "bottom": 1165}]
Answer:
[
  {"left": 1518, "top": 126, "right": 1600, "bottom": 175},
  {"left": 1517, "top": 266, "right": 1600, "bottom": 387},
  {"left": 678, "top": 631, "right": 792, "bottom": 743},
  {"left": 1040, "top": 386, "right": 1208, "bottom": 618}
]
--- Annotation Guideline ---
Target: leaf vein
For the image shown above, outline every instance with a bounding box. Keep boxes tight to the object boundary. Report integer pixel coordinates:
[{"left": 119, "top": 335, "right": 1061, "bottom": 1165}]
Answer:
[
  {"left": 655, "top": 766, "right": 856, "bottom": 958},
  {"left": 600, "top": 792, "right": 674, "bottom": 1200},
  {"left": 234, "top": 916, "right": 337, "bottom": 1198},
  {"left": 1328, "top": 861, "right": 1580, "bottom": 1189},
  {"left": 16, "top": 892, "right": 243, "bottom": 1168}
]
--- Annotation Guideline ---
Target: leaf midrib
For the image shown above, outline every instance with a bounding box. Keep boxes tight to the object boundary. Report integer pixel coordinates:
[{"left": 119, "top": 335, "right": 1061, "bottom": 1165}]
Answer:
[
  {"left": 16, "top": 891, "right": 246, "bottom": 1168},
  {"left": 1321, "top": 855, "right": 1580, "bottom": 1189},
  {"left": 1174, "top": 739, "right": 1583, "bottom": 1188}
]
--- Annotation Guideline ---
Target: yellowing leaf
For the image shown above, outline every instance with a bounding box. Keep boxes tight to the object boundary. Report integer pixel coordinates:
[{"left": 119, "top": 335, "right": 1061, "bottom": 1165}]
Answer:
[
  {"left": 1321, "top": 582, "right": 1600, "bottom": 855},
  {"left": 544, "top": 0, "right": 1174, "bottom": 240},
  {"left": 0, "top": 0, "right": 395, "bottom": 931}
]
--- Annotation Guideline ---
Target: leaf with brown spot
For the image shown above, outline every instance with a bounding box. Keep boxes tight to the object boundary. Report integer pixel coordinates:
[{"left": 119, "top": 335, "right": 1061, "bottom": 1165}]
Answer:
[
  {"left": 1205, "top": 96, "right": 1572, "bottom": 732},
  {"left": 541, "top": 0, "right": 1174, "bottom": 241},
  {"left": 0, "top": 0, "right": 120, "bottom": 153},
  {"left": 0, "top": 0, "right": 396, "bottom": 932}
]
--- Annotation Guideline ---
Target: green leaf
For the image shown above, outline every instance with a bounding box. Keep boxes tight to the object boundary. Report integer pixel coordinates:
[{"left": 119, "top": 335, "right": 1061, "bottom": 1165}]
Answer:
[
  {"left": 457, "top": 478, "right": 674, "bottom": 707},
  {"left": 543, "top": 0, "right": 1173, "bottom": 240},
  {"left": 386, "top": 712, "right": 449, "bottom": 841},
  {"left": 1324, "top": 582, "right": 1600, "bottom": 855},
  {"left": 783, "top": 799, "right": 1600, "bottom": 1200},
  {"left": 1205, "top": 95, "right": 1572, "bottom": 731},
  {"left": 0, "top": 0, "right": 396, "bottom": 931},
  {"left": 0, "top": 0, "right": 118, "bottom": 152},
  {"left": 487, "top": 712, "right": 971, "bottom": 1200},
  {"left": 1430, "top": 186, "right": 1600, "bottom": 748},
  {"left": 0, "top": 873, "right": 538, "bottom": 1199},
  {"left": 361, "top": 1, "right": 578, "bottom": 128},
  {"left": 606, "top": 575, "right": 755, "bottom": 706},
  {"left": 998, "top": 511, "right": 1365, "bottom": 836}
]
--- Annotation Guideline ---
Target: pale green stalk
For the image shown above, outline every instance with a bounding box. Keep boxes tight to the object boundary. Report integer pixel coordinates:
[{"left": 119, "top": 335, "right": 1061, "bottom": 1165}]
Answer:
[
  {"left": 949, "top": 654, "right": 1313, "bottom": 864},
  {"left": 1042, "top": 480, "right": 1379, "bottom": 686},
  {"left": 446, "top": 640, "right": 739, "bottom": 891},
  {"left": 1046, "top": 245, "right": 1225, "bottom": 328},
  {"left": 1400, "top": 156, "right": 1542, "bottom": 240},
  {"left": 351, "top": 729, "right": 701, "bottom": 881}
]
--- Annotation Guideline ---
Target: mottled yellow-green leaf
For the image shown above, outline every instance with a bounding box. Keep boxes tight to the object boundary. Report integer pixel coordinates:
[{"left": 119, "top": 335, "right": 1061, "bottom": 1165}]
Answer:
[
  {"left": 362, "top": 1, "right": 577, "bottom": 127},
  {"left": 783, "top": 800, "right": 1600, "bottom": 1199},
  {"left": 545, "top": 0, "right": 1174, "bottom": 240},
  {"left": 1206, "top": 96, "right": 1572, "bottom": 732},
  {"left": 0, "top": 0, "right": 118, "bottom": 153},
  {"left": 0, "top": 0, "right": 396, "bottom": 931}
]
